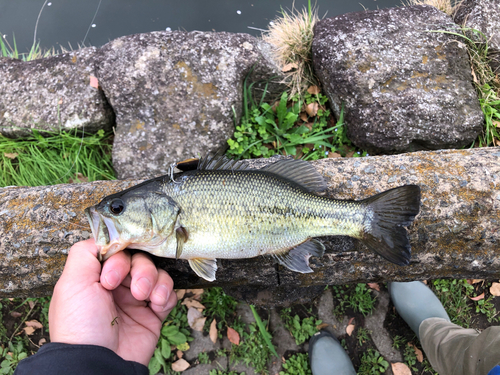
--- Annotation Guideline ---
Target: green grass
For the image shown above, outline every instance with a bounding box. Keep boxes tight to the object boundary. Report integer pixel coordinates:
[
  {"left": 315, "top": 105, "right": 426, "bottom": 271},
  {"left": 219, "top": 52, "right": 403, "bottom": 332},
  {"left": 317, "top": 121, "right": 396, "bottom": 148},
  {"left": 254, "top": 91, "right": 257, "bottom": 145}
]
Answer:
[
  {"left": 280, "top": 308, "right": 321, "bottom": 346},
  {"left": 201, "top": 287, "right": 238, "bottom": 326},
  {"left": 0, "top": 129, "right": 115, "bottom": 188},
  {"left": 332, "top": 284, "right": 377, "bottom": 317},
  {"left": 358, "top": 349, "right": 389, "bottom": 375},
  {"left": 279, "top": 353, "right": 312, "bottom": 375},
  {"left": 432, "top": 279, "right": 473, "bottom": 327},
  {"left": 0, "top": 33, "right": 55, "bottom": 61},
  {"left": 230, "top": 321, "right": 273, "bottom": 374}
]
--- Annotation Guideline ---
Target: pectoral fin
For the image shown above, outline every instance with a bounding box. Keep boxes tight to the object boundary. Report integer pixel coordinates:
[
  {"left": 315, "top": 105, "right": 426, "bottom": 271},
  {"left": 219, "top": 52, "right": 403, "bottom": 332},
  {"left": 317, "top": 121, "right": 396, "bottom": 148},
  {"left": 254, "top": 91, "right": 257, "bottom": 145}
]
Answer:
[
  {"left": 175, "top": 226, "right": 188, "bottom": 259},
  {"left": 273, "top": 239, "right": 325, "bottom": 273},
  {"left": 188, "top": 258, "right": 218, "bottom": 281}
]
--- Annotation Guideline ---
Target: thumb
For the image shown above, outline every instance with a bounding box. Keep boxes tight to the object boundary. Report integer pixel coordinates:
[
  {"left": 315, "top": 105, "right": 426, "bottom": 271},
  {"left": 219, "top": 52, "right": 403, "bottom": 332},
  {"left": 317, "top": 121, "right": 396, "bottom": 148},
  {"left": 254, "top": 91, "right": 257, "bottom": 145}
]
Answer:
[{"left": 59, "top": 239, "right": 102, "bottom": 287}]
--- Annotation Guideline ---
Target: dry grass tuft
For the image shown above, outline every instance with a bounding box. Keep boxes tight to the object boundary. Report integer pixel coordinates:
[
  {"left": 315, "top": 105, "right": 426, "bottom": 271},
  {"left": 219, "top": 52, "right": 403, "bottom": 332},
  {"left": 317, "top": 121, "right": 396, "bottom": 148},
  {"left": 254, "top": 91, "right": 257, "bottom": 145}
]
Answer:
[
  {"left": 263, "top": 4, "right": 319, "bottom": 97},
  {"left": 404, "top": 0, "right": 458, "bottom": 16}
]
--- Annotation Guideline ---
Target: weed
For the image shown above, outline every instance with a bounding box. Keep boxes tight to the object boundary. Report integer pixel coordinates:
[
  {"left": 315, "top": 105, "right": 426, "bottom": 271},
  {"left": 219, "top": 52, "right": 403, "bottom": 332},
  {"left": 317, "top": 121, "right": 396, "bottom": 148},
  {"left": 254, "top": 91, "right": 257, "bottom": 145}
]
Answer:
[
  {"left": 432, "top": 279, "right": 473, "bottom": 327},
  {"left": 332, "top": 284, "right": 377, "bottom": 317},
  {"left": 279, "top": 353, "right": 312, "bottom": 375},
  {"left": 358, "top": 349, "right": 389, "bottom": 375},
  {"left": 0, "top": 33, "right": 55, "bottom": 61},
  {"left": 356, "top": 327, "right": 371, "bottom": 346},
  {"left": 148, "top": 302, "right": 194, "bottom": 375},
  {"left": 209, "top": 370, "right": 245, "bottom": 375},
  {"left": 262, "top": 0, "right": 318, "bottom": 96},
  {"left": 475, "top": 296, "right": 500, "bottom": 323},
  {"left": 227, "top": 80, "right": 347, "bottom": 160},
  {"left": 280, "top": 308, "right": 322, "bottom": 346},
  {"left": 0, "top": 129, "right": 115, "bottom": 188},
  {"left": 392, "top": 334, "right": 405, "bottom": 350},
  {"left": 198, "top": 351, "right": 211, "bottom": 365},
  {"left": 250, "top": 305, "right": 278, "bottom": 357},
  {"left": 0, "top": 339, "right": 29, "bottom": 375},
  {"left": 230, "top": 322, "right": 273, "bottom": 374},
  {"left": 202, "top": 287, "right": 238, "bottom": 325},
  {"left": 403, "top": 343, "right": 418, "bottom": 372}
]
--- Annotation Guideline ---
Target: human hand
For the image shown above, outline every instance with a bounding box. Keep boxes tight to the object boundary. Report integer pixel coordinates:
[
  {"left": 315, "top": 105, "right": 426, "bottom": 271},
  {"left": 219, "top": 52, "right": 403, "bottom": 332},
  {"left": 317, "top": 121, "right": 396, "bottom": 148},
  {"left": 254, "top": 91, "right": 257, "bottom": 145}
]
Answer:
[{"left": 49, "top": 239, "right": 177, "bottom": 366}]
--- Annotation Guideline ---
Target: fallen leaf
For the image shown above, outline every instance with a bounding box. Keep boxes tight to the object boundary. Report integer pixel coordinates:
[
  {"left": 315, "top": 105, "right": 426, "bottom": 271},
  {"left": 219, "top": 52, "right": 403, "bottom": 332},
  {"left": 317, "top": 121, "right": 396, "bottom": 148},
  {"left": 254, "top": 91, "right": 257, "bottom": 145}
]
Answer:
[
  {"left": 4, "top": 153, "right": 18, "bottom": 159},
  {"left": 282, "top": 62, "right": 298, "bottom": 72},
  {"left": 187, "top": 288, "right": 204, "bottom": 296},
  {"left": 38, "top": 338, "right": 46, "bottom": 346},
  {"left": 346, "top": 323, "right": 355, "bottom": 336},
  {"left": 171, "top": 358, "right": 190, "bottom": 372},
  {"left": 422, "top": 280, "right": 428, "bottom": 285},
  {"left": 472, "top": 279, "right": 484, "bottom": 284},
  {"left": 23, "top": 326, "right": 35, "bottom": 336},
  {"left": 316, "top": 323, "right": 329, "bottom": 330},
  {"left": 58, "top": 98, "right": 63, "bottom": 105},
  {"left": 182, "top": 298, "right": 205, "bottom": 310},
  {"left": 408, "top": 343, "right": 423, "bottom": 362},
  {"left": 347, "top": 317, "right": 355, "bottom": 325},
  {"left": 25, "top": 320, "right": 43, "bottom": 330},
  {"left": 490, "top": 282, "right": 500, "bottom": 297},
  {"left": 307, "top": 85, "right": 320, "bottom": 95},
  {"left": 175, "top": 289, "right": 186, "bottom": 300},
  {"left": 300, "top": 112, "right": 308, "bottom": 122},
  {"left": 89, "top": 75, "right": 99, "bottom": 89},
  {"left": 28, "top": 300, "right": 35, "bottom": 310},
  {"left": 10, "top": 312, "right": 22, "bottom": 318},
  {"left": 469, "top": 292, "right": 485, "bottom": 301},
  {"left": 209, "top": 319, "right": 218, "bottom": 344},
  {"left": 391, "top": 362, "right": 412, "bottom": 375},
  {"left": 367, "top": 283, "right": 380, "bottom": 291},
  {"left": 187, "top": 307, "right": 206, "bottom": 331},
  {"left": 176, "top": 350, "right": 183, "bottom": 359},
  {"left": 227, "top": 327, "right": 240, "bottom": 345},
  {"left": 305, "top": 102, "right": 318, "bottom": 117},
  {"left": 328, "top": 152, "right": 341, "bottom": 158}
]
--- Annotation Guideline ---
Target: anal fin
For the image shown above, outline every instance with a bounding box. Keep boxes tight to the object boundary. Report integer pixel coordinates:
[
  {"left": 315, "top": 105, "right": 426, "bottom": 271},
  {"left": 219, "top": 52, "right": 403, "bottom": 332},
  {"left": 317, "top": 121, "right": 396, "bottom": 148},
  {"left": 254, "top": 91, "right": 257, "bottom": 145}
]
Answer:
[
  {"left": 273, "top": 239, "right": 325, "bottom": 273},
  {"left": 188, "top": 258, "right": 218, "bottom": 281}
]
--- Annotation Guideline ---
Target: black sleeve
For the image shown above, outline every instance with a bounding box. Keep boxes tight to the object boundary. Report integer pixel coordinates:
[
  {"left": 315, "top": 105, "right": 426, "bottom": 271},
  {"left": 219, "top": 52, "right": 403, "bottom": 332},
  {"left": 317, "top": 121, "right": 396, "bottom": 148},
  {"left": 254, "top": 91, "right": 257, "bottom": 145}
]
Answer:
[{"left": 14, "top": 343, "right": 149, "bottom": 375}]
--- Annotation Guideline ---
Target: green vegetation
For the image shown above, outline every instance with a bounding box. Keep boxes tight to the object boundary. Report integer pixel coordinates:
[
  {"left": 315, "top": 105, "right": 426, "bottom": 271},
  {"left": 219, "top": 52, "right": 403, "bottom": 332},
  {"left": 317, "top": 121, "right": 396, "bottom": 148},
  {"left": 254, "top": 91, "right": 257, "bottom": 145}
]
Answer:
[
  {"left": 358, "top": 349, "right": 389, "bottom": 375},
  {"left": 202, "top": 287, "right": 238, "bottom": 326},
  {"left": 432, "top": 279, "right": 473, "bottom": 327},
  {"left": 279, "top": 353, "right": 312, "bottom": 375},
  {"left": 148, "top": 302, "right": 194, "bottom": 375},
  {"left": 198, "top": 351, "right": 211, "bottom": 365},
  {"left": 250, "top": 305, "right": 278, "bottom": 357},
  {"left": 0, "top": 34, "right": 55, "bottom": 61},
  {"left": 391, "top": 334, "right": 405, "bottom": 350},
  {"left": 0, "top": 129, "right": 115, "bottom": 187},
  {"left": 332, "top": 284, "right": 377, "bottom": 317},
  {"left": 403, "top": 343, "right": 419, "bottom": 373},
  {"left": 227, "top": 80, "right": 351, "bottom": 160},
  {"left": 230, "top": 322, "right": 273, "bottom": 373},
  {"left": 209, "top": 370, "right": 245, "bottom": 375},
  {"left": 280, "top": 308, "right": 321, "bottom": 346},
  {"left": 356, "top": 327, "right": 371, "bottom": 346}
]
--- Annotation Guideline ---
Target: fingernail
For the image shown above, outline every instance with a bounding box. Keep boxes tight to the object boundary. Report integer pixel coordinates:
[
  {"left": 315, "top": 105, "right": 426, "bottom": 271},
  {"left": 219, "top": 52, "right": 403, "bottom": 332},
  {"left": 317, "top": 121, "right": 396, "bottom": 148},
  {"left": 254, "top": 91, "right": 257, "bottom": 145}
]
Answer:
[
  {"left": 136, "top": 277, "right": 152, "bottom": 296},
  {"left": 153, "top": 285, "right": 170, "bottom": 305},
  {"left": 104, "top": 270, "right": 120, "bottom": 288}
]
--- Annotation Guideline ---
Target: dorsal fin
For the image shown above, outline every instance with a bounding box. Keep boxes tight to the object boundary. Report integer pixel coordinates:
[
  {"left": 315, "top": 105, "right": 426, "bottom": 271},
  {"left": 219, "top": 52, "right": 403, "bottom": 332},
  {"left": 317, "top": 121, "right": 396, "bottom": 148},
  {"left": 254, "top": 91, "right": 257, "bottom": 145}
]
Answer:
[
  {"left": 262, "top": 159, "right": 327, "bottom": 193},
  {"left": 198, "top": 149, "right": 250, "bottom": 171}
]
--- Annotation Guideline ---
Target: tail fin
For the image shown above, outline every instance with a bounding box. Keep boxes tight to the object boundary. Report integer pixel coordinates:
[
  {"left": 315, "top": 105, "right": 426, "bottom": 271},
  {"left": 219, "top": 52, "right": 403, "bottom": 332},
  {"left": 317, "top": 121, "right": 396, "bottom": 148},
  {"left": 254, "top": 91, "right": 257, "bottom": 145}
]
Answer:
[{"left": 361, "top": 185, "right": 421, "bottom": 266}]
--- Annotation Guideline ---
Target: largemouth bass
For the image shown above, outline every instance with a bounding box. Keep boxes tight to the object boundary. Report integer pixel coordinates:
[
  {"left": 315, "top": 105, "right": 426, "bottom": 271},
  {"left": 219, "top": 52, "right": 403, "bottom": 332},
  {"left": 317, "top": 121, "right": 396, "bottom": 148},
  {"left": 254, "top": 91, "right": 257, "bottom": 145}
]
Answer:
[{"left": 85, "top": 155, "right": 420, "bottom": 281}]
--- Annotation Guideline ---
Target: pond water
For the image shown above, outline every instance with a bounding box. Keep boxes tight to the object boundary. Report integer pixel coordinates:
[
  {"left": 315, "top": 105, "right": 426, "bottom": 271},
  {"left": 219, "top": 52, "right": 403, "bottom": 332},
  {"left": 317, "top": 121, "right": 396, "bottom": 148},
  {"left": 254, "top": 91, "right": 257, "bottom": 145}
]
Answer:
[{"left": 1, "top": 0, "right": 402, "bottom": 54}]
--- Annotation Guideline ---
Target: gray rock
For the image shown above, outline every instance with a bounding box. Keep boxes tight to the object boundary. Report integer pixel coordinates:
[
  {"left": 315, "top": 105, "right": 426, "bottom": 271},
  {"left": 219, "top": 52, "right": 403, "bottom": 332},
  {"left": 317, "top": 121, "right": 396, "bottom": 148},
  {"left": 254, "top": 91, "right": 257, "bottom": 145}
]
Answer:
[
  {"left": 454, "top": 0, "right": 500, "bottom": 73},
  {"left": 312, "top": 5, "right": 484, "bottom": 153},
  {"left": 0, "top": 48, "right": 113, "bottom": 138},
  {"left": 97, "top": 31, "right": 283, "bottom": 179}
]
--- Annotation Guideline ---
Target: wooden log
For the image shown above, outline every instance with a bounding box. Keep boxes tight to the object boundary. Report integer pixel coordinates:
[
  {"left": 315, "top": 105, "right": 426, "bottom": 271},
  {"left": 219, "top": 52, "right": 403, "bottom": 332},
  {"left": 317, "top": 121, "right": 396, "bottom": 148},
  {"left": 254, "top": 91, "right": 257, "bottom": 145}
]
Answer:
[{"left": 1, "top": 148, "right": 499, "bottom": 304}]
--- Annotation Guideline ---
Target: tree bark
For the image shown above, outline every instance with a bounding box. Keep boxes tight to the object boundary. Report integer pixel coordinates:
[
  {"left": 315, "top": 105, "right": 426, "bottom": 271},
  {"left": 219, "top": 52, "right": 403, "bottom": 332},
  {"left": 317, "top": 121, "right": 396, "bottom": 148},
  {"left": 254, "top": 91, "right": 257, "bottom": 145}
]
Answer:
[{"left": 1, "top": 148, "right": 499, "bottom": 305}]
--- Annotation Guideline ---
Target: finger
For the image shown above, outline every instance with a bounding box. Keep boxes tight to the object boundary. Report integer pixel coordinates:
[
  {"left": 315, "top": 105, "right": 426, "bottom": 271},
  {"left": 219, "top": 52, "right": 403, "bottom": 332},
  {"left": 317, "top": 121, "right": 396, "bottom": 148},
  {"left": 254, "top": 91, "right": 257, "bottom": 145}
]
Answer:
[
  {"left": 100, "top": 250, "right": 132, "bottom": 290},
  {"left": 149, "top": 286, "right": 177, "bottom": 322},
  {"left": 130, "top": 252, "right": 159, "bottom": 301},
  {"left": 149, "top": 269, "right": 175, "bottom": 310},
  {"left": 59, "top": 239, "right": 101, "bottom": 286}
]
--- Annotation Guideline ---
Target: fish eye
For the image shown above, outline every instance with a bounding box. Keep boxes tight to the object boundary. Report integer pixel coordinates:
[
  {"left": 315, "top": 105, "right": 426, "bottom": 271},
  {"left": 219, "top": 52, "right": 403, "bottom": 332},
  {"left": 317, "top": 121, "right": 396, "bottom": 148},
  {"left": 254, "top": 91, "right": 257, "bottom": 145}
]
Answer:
[{"left": 109, "top": 199, "right": 125, "bottom": 215}]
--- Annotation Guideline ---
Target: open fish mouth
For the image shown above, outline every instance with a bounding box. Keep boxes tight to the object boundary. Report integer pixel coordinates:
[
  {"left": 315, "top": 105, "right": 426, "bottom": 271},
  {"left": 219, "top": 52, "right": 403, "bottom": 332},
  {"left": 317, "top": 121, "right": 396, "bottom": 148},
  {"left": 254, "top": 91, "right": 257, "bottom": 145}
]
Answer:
[{"left": 85, "top": 207, "right": 128, "bottom": 261}]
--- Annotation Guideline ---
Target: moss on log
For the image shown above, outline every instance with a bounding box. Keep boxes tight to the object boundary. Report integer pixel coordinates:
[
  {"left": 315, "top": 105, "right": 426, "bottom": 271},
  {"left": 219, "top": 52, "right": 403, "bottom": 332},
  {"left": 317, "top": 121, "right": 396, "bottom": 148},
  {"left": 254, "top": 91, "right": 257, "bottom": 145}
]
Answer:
[{"left": 1, "top": 148, "right": 499, "bottom": 304}]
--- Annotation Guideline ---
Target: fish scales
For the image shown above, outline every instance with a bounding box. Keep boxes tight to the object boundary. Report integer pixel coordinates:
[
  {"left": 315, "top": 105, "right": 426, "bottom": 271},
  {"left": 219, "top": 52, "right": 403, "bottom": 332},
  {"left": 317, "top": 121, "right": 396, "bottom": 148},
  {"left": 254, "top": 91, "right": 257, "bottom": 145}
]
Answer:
[
  {"left": 86, "top": 155, "right": 421, "bottom": 281},
  {"left": 161, "top": 169, "right": 366, "bottom": 260}
]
